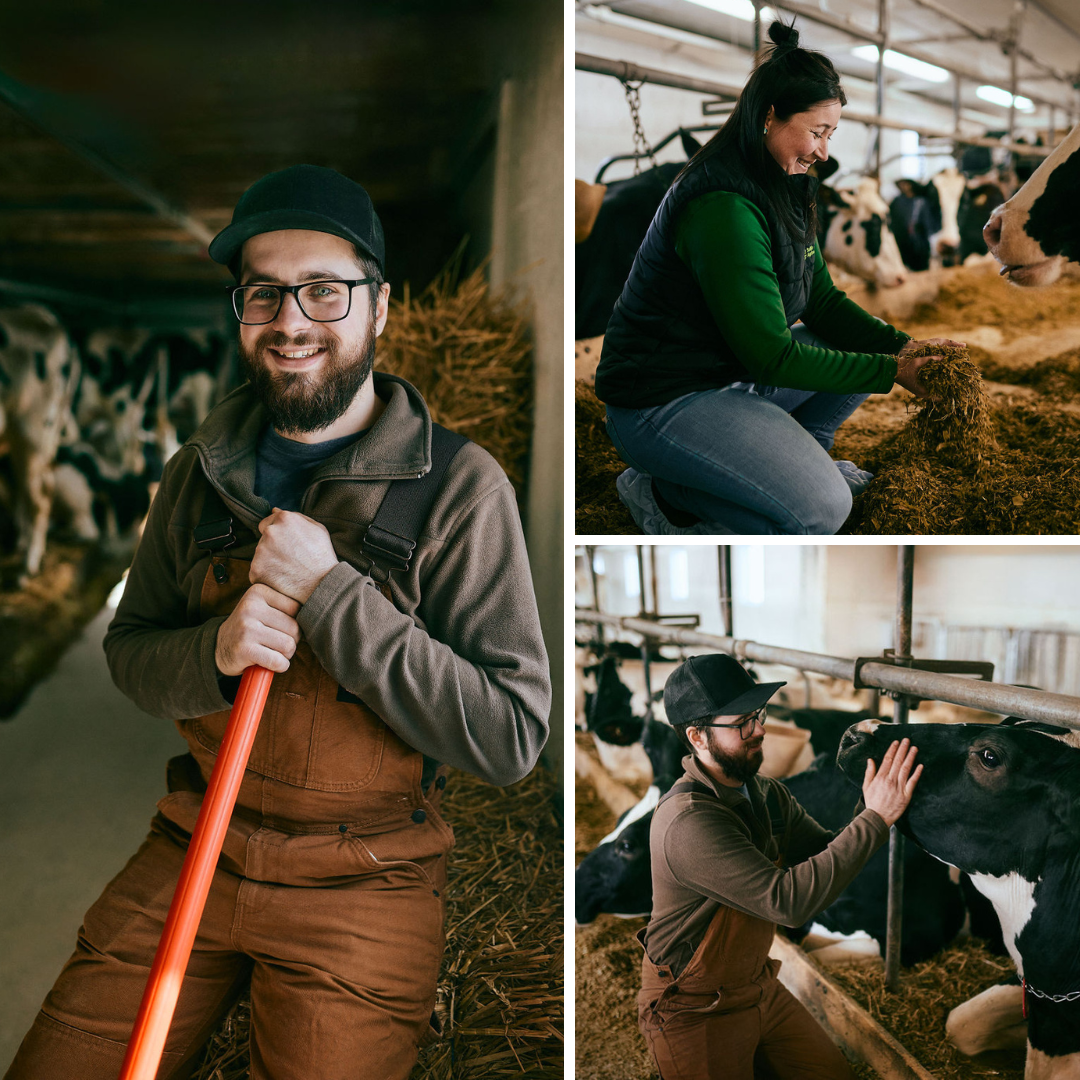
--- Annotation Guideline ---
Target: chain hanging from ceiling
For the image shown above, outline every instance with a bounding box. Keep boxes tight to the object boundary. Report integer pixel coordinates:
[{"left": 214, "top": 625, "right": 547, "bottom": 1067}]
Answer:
[{"left": 621, "top": 78, "right": 658, "bottom": 175}]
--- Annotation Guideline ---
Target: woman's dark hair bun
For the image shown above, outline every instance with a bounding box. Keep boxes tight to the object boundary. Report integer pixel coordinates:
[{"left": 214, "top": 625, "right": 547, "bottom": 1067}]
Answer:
[{"left": 768, "top": 20, "right": 800, "bottom": 50}]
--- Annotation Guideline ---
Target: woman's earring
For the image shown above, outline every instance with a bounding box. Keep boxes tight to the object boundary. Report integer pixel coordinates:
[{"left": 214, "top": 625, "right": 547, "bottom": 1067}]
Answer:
[{"left": 763, "top": 126, "right": 769, "bottom": 135}]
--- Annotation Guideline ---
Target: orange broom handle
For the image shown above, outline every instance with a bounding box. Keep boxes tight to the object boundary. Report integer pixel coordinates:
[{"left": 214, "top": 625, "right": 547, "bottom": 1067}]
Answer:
[{"left": 118, "top": 665, "right": 274, "bottom": 1080}]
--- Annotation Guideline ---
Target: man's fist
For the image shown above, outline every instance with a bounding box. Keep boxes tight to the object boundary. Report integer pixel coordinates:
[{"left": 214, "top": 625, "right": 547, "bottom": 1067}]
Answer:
[
  {"left": 250, "top": 507, "right": 339, "bottom": 604},
  {"left": 215, "top": 583, "right": 302, "bottom": 676}
]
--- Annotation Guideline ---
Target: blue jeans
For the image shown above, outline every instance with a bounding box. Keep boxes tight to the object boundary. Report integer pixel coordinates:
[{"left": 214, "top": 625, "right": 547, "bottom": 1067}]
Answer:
[{"left": 604, "top": 328, "right": 870, "bottom": 534}]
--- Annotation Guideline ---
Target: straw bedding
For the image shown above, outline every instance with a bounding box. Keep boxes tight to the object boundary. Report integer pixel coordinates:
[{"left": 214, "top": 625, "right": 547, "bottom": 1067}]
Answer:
[
  {"left": 193, "top": 765, "right": 563, "bottom": 1079},
  {"left": 826, "top": 943, "right": 1025, "bottom": 1079},
  {"left": 576, "top": 380, "right": 637, "bottom": 534}
]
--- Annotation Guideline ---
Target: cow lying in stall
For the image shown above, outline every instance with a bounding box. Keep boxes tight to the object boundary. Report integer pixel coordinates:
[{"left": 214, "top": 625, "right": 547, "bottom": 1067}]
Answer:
[
  {"left": 983, "top": 120, "right": 1080, "bottom": 287},
  {"left": 576, "top": 706, "right": 975, "bottom": 969},
  {"left": 838, "top": 717, "right": 1080, "bottom": 1078}
]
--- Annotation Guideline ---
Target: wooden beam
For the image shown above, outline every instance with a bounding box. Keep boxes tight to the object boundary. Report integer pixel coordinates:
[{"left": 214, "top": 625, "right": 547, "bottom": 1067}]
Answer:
[
  {"left": 769, "top": 935, "right": 939, "bottom": 1080},
  {"left": 0, "top": 66, "right": 215, "bottom": 246}
]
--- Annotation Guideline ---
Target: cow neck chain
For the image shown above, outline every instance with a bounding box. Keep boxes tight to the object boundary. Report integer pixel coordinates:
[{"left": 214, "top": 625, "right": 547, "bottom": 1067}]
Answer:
[
  {"left": 1024, "top": 981, "right": 1080, "bottom": 1003},
  {"left": 621, "top": 79, "right": 657, "bottom": 176}
]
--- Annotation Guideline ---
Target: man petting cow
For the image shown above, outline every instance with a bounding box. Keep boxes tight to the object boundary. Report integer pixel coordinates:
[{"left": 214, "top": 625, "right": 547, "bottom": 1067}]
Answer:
[{"left": 638, "top": 653, "right": 921, "bottom": 1080}]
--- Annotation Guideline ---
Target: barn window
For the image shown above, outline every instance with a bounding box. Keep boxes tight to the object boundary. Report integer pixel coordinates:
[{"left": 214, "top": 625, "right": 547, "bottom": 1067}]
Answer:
[{"left": 669, "top": 548, "right": 690, "bottom": 601}]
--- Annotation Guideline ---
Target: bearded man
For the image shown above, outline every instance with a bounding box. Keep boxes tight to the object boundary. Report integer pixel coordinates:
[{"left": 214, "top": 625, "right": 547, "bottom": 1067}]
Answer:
[
  {"left": 5, "top": 165, "right": 550, "bottom": 1080},
  {"left": 639, "top": 654, "right": 919, "bottom": 1080}
]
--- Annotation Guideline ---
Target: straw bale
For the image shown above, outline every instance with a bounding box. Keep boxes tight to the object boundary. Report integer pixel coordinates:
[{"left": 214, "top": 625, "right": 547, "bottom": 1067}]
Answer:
[
  {"left": 377, "top": 260, "right": 534, "bottom": 498},
  {"left": 192, "top": 766, "right": 562, "bottom": 1080},
  {"left": 576, "top": 380, "right": 637, "bottom": 534}
]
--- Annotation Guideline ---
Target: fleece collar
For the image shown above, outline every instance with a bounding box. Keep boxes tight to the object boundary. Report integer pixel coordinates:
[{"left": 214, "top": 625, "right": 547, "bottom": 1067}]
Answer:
[{"left": 187, "top": 371, "right": 433, "bottom": 516}]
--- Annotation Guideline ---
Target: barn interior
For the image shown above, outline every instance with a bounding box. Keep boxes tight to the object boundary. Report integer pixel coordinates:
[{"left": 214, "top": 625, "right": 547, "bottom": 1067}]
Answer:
[
  {"left": 574, "top": 0, "right": 1080, "bottom": 535},
  {"left": 0, "top": 4, "right": 563, "bottom": 1076},
  {"left": 575, "top": 542, "right": 1080, "bottom": 1080}
]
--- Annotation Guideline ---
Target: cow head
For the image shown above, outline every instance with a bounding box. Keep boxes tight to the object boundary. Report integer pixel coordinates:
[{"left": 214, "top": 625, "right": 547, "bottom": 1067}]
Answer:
[
  {"left": 983, "top": 121, "right": 1080, "bottom": 287},
  {"left": 837, "top": 721, "right": 1080, "bottom": 883},
  {"left": 575, "top": 796, "right": 657, "bottom": 924},
  {"left": 823, "top": 178, "right": 907, "bottom": 287}
]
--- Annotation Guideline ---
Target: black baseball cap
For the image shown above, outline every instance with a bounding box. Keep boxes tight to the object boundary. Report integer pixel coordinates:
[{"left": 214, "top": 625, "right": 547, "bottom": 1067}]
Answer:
[
  {"left": 208, "top": 164, "right": 385, "bottom": 277},
  {"left": 663, "top": 654, "right": 785, "bottom": 727}
]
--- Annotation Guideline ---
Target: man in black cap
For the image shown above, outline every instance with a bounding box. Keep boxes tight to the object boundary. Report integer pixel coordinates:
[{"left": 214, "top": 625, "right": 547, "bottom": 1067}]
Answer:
[
  {"left": 637, "top": 653, "right": 920, "bottom": 1080},
  {"left": 5, "top": 165, "right": 550, "bottom": 1080}
]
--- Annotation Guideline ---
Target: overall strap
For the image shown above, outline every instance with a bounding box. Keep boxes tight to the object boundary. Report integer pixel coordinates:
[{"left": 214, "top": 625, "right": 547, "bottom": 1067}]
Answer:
[
  {"left": 193, "top": 483, "right": 237, "bottom": 554},
  {"left": 193, "top": 423, "right": 469, "bottom": 584},
  {"left": 656, "top": 778, "right": 711, "bottom": 809},
  {"left": 361, "top": 423, "right": 468, "bottom": 585},
  {"left": 764, "top": 782, "right": 787, "bottom": 838}
]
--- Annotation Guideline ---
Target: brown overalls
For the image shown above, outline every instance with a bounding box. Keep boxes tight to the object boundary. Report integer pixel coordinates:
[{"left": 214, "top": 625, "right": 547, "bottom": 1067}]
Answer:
[
  {"left": 7, "top": 556, "right": 454, "bottom": 1080},
  {"left": 637, "top": 795, "right": 856, "bottom": 1080}
]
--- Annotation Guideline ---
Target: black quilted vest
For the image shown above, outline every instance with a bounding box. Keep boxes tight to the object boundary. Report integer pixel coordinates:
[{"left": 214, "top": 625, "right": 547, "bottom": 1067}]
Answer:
[{"left": 594, "top": 149, "right": 818, "bottom": 408}]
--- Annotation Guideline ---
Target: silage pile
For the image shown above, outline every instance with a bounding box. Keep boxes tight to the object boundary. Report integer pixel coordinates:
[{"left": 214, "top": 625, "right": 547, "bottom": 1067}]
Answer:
[
  {"left": 846, "top": 343, "right": 1080, "bottom": 534},
  {"left": 378, "top": 261, "right": 534, "bottom": 497},
  {"left": 576, "top": 380, "right": 637, "bottom": 534}
]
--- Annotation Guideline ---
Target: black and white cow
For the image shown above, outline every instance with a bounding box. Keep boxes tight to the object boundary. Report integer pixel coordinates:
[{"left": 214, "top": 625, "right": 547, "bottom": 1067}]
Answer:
[
  {"left": 983, "top": 120, "right": 1080, "bottom": 287},
  {"left": 838, "top": 718, "right": 1080, "bottom": 1078},
  {"left": 575, "top": 162, "right": 684, "bottom": 340},
  {"left": 819, "top": 177, "right": 908, "bottom": 287},
  {"left": 582, "top": 655, "right": 646, "bottom": 747},
  {"left": 575, "top": 716, "right": 685, "bottom": 925}
]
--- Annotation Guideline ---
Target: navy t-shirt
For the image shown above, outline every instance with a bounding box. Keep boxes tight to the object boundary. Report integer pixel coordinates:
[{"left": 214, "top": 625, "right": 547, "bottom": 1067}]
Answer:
[{"left": 254, "top": 425, "right": 367, "bottom": 511}]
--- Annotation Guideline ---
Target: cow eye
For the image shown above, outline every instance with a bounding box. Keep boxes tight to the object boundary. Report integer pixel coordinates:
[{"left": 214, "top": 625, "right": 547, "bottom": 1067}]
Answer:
[{"left": 978, "top": 748, "right": 1001, "bottom": 769}]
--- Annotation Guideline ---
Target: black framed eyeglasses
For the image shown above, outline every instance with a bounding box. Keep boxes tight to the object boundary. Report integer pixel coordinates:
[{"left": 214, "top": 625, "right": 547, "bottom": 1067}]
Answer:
[
  {"left": 227, "top": 278, "right": 375, "bottom": 325},
  {"left": 698, "top": 707, "right": 768, "bottom": 740}
]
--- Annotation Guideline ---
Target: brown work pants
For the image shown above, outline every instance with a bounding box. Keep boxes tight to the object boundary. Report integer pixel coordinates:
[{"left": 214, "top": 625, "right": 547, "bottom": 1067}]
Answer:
[
  {"left": 5, "top": 823, "right": 445, "bottom": 1080},
  {"left": 639, "top": 906, "right": 855, "bottom": 1080}
]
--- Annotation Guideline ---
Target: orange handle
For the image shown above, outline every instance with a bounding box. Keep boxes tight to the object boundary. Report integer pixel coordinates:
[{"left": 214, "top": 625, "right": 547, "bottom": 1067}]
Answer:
[{"left": 118, "top": 666, "right": 274, "bottom": 1080}]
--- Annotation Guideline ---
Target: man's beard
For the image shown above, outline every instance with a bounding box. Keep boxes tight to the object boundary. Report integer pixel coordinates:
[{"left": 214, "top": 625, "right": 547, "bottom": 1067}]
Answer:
[
  {"left": 704, "top": 729, "right": 765, "bottom": 784},
  {"left": 239, "top": 322, "right": 376, "bottom": 435}
]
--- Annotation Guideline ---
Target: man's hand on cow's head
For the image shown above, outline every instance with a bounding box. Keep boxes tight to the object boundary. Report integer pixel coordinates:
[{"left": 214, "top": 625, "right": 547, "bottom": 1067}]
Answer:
[
  {"left": 861, "top": 736, "right": 923, "bottom": 827},
  {"left": 250, "top": 507, "right": 340, "bottom": 605},
  {"left": 215, "top": 583, "right": 301, "bottom": 676}
]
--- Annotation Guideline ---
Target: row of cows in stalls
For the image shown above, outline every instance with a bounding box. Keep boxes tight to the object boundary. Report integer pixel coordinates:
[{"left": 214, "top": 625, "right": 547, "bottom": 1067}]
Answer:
[
  {"left": 575, "top": 645, "right": 1080, "bottom": 1078},
  {"left": 0, "top": 302, "right": 235, "bottom": 582},
  {"left": 576, "top": 131, "right": 1049, "bottom": 342}
]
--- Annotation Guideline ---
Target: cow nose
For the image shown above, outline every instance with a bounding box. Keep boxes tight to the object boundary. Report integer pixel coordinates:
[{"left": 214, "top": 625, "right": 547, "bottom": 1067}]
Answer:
[{"left": 983, "top": 207, "right": 1003, "bottom": 255}]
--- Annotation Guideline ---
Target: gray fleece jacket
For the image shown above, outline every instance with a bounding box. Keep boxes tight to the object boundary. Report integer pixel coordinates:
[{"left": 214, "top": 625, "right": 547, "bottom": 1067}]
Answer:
[{"left": 103, "top": 372, "right": 550, "bottom": 787}]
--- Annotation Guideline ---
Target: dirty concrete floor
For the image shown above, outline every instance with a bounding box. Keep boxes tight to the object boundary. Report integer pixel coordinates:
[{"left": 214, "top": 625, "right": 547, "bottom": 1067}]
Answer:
[{"left": 0, "top": 601, "right": 186, "bottom": 1067}]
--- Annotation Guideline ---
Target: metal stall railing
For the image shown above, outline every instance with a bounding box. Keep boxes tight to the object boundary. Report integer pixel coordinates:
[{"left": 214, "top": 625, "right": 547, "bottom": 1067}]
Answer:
[
  {"left": 578, "top": 0, "right": 1080, "bottom": 178},
  {"left": 576, "top": 549, "right": 1080, "bottom": 989}
]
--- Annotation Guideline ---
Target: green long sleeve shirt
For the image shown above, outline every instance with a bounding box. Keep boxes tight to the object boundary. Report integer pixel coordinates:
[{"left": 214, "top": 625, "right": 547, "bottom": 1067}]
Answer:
[{"left": 674, "top": 191, "right": 908, "bottom": 394}]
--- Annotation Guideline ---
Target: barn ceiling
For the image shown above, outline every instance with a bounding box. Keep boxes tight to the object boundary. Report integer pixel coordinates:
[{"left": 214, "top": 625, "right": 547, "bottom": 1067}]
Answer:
[{"left": 0, "top": 0, "right": 535, "bottom": 313}]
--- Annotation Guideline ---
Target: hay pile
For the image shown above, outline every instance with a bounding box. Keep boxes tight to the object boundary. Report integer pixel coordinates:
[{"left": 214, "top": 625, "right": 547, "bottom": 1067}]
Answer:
[
  {"left": 576, "top": 380, "right": 636, "bottom": 534},
  {"left": 982, "top": 346, "right": 1080, "bottom": 400},
  {"left": 193, "top": 766, "right": 562, "bottom": 1080},
  {"left": 908, "top": 262, "right": 1080, "bottom": 337},
  {"left": 846, "top": 343, "right": 1080, "bottom": 534},
  {"left": 826, "top": 941, "right": 1024, "bottom": 1080},
  {"left": 378, "top": 261, "right": 534, "bottom": 497}
]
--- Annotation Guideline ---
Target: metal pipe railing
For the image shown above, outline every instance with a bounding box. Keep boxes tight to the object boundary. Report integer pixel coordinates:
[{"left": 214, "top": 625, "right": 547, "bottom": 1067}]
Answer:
[
  {"left": 575, "top": 53, "right": 1057, "bottom": 158},
  {"left": 885, "top": 546, "right": 914, "bottom": 992},
  {"left": 575, "top": 610, "right": 1080, "bottom": 729}
]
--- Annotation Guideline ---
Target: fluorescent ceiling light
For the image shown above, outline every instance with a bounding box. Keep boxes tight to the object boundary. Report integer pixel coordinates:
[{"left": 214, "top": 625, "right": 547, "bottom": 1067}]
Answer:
[
  {"left": 976, "top": 84, "right": 1035, "bottom": 111},
  {"left": 684, "top": 0, "right": 777, "bottom": 23},
  {"left": 852, "top": 44, "right": 950, "bottom": 83}
]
